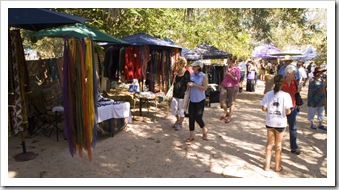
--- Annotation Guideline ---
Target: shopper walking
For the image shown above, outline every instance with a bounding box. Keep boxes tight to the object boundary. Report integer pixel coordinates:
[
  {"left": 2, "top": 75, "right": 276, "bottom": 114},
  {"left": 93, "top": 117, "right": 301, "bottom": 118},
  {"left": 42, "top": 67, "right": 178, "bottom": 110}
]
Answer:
[{"left": 186, "top": 60, "right": 209, "bottom": 142}]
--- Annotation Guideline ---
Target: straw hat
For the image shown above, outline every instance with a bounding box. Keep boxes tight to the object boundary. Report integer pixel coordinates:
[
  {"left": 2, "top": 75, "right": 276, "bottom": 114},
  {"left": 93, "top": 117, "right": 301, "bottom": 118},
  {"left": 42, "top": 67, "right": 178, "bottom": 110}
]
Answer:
[{"left": 281, "top": 55, "right": 293, "bottom": 61}]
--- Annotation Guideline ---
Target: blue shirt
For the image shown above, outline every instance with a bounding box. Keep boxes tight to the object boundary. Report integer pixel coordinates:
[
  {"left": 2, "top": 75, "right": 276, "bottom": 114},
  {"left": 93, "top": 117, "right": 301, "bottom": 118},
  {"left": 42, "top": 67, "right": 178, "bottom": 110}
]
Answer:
[
  {"left": 189, "top": 72, "right": 206, "bottom": 103},
  {"left": 278, "top": 64, "right": 300, "bottom": 81}
]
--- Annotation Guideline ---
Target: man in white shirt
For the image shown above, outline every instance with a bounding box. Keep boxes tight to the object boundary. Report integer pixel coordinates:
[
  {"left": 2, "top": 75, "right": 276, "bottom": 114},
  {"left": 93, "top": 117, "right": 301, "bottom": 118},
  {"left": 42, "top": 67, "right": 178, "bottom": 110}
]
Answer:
[{"left": 297, "top": 61, "right": 308, "bottom": 91}]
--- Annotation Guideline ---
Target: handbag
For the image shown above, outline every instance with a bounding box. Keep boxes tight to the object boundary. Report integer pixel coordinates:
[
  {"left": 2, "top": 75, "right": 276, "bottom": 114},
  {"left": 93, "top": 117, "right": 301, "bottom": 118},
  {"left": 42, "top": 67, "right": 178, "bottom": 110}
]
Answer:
[
  {"left": 165, "top": 85, "right": 174, "bottom": 100},
  {"left": 182, "top": 88, "right": 190, "bottom": 110},
  {"left": 165, "top": 75, "right": 176, "bottom": 100},
  {"left": 294, "top": 80, "right": 304, "bottom": 106}
]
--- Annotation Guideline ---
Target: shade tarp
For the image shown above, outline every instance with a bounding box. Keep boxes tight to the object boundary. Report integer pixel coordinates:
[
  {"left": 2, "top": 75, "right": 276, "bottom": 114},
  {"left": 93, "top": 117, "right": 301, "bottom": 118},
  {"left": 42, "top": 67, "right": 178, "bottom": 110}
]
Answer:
[
  {"left": 292, "top": 46, "right": 318, "bottom": 61},
  {"left": 268, "top": 52, "right": 302, "bottom": 60},
  {"left": 184, "top": 42, "right": 231, "bottom": 61},
  {"left": 9, "top": 8, "right": 89, "bottom": 31},
  {"left": 120, "top": 33, "right": 182, "bottom": 49},
  {"left": 31, "top": 24, "right": 129, "bottom": 44},
  {"left": 252, "top": 43, "right": 281, "bottom": 59}
]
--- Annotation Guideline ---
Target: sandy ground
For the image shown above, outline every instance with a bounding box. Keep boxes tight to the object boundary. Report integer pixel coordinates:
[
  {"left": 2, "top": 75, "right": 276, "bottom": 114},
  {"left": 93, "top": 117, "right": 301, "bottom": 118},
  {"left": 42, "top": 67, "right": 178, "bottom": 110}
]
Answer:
[{"left": 6, "top": 80, "right": 329, "bottom": 185}]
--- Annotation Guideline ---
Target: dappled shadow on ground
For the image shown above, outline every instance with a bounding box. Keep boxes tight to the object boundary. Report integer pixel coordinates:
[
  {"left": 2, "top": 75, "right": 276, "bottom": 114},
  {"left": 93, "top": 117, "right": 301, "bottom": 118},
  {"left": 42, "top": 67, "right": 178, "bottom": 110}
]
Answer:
[{"left": 8, "top": 80, "right": 327, "bottom": 180}]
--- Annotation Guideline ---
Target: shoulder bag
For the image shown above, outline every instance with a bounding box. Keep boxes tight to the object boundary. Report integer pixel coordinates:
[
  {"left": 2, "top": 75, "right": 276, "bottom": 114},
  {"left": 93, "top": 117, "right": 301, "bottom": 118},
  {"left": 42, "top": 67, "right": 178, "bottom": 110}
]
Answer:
[
  {"left": 294, "top": 80, "right": 304, "bottom": 106},
  {"left": 165, "top": 75, "right": 176, "bottom": 100}
]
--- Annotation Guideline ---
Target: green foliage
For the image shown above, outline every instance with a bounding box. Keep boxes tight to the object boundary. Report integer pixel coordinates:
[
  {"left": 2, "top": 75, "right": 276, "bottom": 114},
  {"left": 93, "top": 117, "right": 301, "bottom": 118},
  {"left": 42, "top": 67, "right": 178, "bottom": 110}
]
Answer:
[{"left": 19, "top": 8, "right": 327, "bottom": 62}]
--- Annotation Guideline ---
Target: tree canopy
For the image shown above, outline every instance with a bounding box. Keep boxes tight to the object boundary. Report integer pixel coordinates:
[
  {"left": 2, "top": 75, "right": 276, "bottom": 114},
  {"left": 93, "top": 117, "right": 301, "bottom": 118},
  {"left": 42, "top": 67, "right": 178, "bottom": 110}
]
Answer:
[{"left": 21, "top": 8, "right": 327, "bottom": 64}]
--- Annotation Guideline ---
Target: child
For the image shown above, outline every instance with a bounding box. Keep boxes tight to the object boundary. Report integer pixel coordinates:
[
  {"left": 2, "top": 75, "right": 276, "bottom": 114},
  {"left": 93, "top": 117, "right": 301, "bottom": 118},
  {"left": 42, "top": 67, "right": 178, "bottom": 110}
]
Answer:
[{"left": 261, "top": 75, "right": 293, "bottom": 172}]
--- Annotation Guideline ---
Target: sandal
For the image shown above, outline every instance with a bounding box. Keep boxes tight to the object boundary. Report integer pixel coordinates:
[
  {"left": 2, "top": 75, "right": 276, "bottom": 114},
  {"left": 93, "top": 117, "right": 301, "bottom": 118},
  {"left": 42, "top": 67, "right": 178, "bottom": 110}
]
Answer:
[
  {"left": 275, "top": 166, "right": 283, "bottom": 172},
  {"left": 224, "top": 118, "right": 231, "bottom": 123},
  {"left": 263, "top": 166, "right": 270, "bottom": 171},
  {"left": 219, "top": 113, "right": 230, "bottom": 120},
  {"left": 185, "top": 137, "right": 194, "bottom": 142},
  {"left": 219, "top": 114, "right": 227, "bottom": 120}
]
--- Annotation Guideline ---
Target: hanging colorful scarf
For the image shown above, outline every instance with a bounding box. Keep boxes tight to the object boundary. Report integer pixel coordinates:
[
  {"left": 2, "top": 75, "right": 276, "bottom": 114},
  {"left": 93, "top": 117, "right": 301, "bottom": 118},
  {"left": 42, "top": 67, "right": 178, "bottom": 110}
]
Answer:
[
  {"left": 91, "top": 39, "right": 98, "bottom": 148},
  {"left": 62, "top": 36, "right": 74, "bottom": 156},
  {"left": 63, "top": 37, "right": 97, "bottom": 161}
]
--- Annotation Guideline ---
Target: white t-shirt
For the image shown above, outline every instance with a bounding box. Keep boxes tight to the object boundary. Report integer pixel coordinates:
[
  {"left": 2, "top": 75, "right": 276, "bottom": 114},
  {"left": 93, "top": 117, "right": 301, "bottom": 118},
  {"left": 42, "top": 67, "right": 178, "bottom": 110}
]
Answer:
[{"left": 261, "top": 90, "right": 293, "bottom": 128}]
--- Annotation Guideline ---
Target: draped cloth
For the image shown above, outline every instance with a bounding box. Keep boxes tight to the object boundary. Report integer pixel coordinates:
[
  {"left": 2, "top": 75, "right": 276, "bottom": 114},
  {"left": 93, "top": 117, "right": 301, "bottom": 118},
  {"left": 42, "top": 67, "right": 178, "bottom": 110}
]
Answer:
[
  {"left": 140, "top": 45, "right": 150, "bottom": 81},
  {"left": 63, "top": 37, "right": 97, "bottom": 161},
  {"left": 8, "top": 30, "right": 30, "bottom": 134},
  {"left": 124, "top": 46, "right": 142, "bottom": 80}
]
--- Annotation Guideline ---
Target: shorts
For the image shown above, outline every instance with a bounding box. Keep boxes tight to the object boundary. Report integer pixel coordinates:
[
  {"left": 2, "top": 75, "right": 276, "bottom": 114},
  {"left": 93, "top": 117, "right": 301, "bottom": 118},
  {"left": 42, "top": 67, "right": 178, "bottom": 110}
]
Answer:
[
  {"left": 219, "top": 86, "right": 239, "bottom": 107},
  {"left": 240, "top": 71, "right": 246, "bottom": 82},
  {"left": 266, "top": 125, "right": 285, "bottom": 133},
  {"left": 171, "top": 97, "right": 185, "bottom": 118}
]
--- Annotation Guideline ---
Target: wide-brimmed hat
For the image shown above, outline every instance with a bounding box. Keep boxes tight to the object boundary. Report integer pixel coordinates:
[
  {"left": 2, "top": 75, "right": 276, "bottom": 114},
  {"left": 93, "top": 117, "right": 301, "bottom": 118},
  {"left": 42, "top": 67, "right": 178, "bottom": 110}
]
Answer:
[
  {"left": 313, "top": 66, "right": 326, "bottom": 75},
  {"left": 191, "top": 60, "right": 203, "bottom": 68},
  {"left": 281, "top": 55, "right": 293, "bottom": 61}
]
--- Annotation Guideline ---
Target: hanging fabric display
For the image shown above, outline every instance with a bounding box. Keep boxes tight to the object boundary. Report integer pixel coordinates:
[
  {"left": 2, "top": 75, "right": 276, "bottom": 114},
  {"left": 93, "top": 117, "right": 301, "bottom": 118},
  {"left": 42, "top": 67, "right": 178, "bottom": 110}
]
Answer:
[
  {"left": 48, "top": 58, "right": 59, "bottom": 81},
  {"left": 8, "top": 30, "right": 30, "bottom": 134},
  {"left": 124, "top": 46, "right": 135, "bottom": 80},
  {"left": 103, "top": 46, "right": 119, "bottom": 81},
  {"left": 140, "top": 45, "right": 150, "bottom": 81},
  {"left": 118, "top": 47, "right": 125, "bottom": 81},
  {"left": 63, "top": 37, "right": 97, "bottom": 161}
]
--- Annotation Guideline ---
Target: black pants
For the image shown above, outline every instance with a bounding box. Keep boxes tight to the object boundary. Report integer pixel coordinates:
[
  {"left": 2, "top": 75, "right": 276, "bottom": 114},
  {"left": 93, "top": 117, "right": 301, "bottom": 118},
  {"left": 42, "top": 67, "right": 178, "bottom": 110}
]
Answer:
[
  {"left": 246, "top": 79, "right": 255, "bottom": 92},
  {"left": 188, "top": 99, "right": 205, "bottom": 131}
]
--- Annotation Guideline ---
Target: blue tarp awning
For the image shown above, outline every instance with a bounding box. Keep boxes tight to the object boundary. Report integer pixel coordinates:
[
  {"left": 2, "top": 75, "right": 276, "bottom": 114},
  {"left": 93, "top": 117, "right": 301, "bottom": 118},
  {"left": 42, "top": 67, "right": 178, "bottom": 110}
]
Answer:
[
  {"left": 120, "top": 33, "right": 182, "bottom": 49},
  {"left": 184, "top": 42, "right": 231, "bottom": 61},
  {"left": 292, "top": 46, "right": 318, "bottom": 61},
  {"left": 9, "top": 8, "right": 90, "bottom": 31}
]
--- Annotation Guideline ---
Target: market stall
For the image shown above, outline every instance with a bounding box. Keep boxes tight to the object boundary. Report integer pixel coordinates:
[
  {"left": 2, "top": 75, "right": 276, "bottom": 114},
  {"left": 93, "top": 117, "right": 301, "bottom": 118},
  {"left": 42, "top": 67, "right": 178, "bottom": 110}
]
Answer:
[{"left": 184, "top": 42, "right": 232, "bottom": 106}]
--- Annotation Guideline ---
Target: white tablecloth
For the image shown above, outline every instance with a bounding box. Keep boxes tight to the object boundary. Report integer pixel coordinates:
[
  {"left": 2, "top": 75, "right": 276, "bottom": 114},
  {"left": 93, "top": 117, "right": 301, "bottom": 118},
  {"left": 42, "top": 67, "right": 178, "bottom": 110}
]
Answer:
[
  {"left": 97, "top": 102, "right": 132, "bottom": 123},
  {"left": 52, "top": 102, "right": 132, "bottom": 124}
]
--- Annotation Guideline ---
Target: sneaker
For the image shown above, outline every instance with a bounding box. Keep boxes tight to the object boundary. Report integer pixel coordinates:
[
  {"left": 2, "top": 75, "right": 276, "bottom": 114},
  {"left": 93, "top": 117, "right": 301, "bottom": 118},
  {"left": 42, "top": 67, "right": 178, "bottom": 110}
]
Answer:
[
  {"left": 291, "top": 149, "right": 301, "bottom": 155},
  {"left": 310, "top": 124, "right": 317, "bottom": 130},
  {"left": 175, "top": 124, "right": 182, "bottom": 131},
  {"left": 318, "top": 125, "right": 327, "bottom": 131}
]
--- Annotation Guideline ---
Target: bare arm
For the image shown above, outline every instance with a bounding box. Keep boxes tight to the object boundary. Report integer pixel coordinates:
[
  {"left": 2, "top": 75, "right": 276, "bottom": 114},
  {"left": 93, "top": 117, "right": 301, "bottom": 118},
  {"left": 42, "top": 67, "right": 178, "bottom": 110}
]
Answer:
[{"left": 188, "top": 75, "right": 208, "bottom": 91}]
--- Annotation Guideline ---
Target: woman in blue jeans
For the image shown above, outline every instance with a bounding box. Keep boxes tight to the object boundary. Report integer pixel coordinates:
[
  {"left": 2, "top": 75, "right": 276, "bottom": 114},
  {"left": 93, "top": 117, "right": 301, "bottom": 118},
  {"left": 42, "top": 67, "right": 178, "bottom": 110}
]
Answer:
[
  {"left": 186, "top": 60, "right": 208, "bottom": 142},
  {"left": 281, "top": 64, "right": 301, "bottom": 155}
]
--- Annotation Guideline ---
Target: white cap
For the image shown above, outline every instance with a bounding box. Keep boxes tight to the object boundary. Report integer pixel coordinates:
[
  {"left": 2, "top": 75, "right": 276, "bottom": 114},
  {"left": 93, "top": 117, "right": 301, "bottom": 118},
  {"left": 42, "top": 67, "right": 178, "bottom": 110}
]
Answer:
[{"left": 191, "top": 60, "right": 203, "bottom": 68}]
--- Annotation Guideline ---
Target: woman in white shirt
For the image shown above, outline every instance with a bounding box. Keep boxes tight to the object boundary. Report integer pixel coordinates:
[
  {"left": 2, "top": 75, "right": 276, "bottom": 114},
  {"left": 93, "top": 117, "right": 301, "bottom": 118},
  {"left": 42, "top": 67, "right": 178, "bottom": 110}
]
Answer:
[{"left": 261, "top": 75, "right": 293, "bottom": 172}]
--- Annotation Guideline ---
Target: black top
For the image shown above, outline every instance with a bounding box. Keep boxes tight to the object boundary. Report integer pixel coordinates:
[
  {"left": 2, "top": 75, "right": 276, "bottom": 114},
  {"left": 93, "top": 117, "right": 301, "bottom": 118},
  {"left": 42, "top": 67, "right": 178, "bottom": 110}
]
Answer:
[{"left": 173, "top": 70, "right": 191, "bottom": 99}]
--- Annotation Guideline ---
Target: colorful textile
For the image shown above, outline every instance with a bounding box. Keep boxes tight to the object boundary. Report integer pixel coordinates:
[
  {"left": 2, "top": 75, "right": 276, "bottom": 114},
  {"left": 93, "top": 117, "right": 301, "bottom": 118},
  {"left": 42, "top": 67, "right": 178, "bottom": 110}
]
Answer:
[
  {"left": 9, "top": 30, "right": 30, "bottom": 134},
  {"left": 124, "top": 46, "right": 142, "bottom": 80},
  {"left": 62, "top": 37, "right": 97, "bottom": 161}
]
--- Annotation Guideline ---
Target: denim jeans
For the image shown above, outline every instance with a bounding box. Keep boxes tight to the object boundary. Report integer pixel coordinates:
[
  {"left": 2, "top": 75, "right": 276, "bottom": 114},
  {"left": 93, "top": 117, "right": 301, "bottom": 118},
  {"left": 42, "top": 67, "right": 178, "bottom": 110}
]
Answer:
[{"left": 287, "top": 108, "right": 298, "bottom": 150}]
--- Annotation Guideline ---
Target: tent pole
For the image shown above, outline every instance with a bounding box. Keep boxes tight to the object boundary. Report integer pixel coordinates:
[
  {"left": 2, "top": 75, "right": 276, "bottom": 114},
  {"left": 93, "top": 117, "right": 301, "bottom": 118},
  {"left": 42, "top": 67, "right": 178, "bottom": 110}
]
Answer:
[{"left": 14, "top": 131, "right": 38, "bottom": 162}]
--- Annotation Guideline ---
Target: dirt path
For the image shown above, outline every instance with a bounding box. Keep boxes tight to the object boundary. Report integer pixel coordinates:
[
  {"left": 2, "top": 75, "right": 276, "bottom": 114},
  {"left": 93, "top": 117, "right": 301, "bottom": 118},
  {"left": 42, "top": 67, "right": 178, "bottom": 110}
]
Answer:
[{"left": 7, "top": 79, "right": 329, "bottom": 185}]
